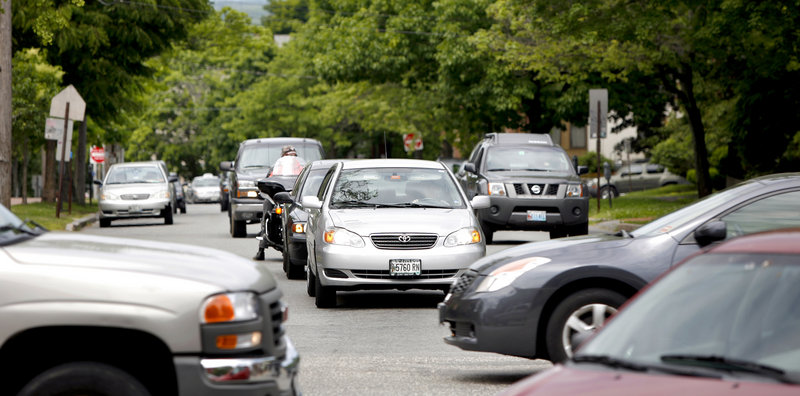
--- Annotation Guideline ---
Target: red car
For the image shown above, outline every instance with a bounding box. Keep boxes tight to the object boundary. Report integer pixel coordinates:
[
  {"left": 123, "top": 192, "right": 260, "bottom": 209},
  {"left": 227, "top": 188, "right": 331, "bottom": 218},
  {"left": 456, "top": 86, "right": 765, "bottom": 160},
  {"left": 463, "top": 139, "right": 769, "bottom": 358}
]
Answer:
[{"left": 499, "top": 229, "right": 800, "bottom": 395}]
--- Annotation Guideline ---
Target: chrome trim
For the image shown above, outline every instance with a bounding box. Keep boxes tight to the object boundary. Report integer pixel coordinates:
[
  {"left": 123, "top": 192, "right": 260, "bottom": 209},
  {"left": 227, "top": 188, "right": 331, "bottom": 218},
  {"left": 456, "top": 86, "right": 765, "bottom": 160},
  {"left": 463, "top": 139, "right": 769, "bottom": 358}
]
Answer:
[{"left": 201, "top": 337, "right": 300, "bottom": 388}]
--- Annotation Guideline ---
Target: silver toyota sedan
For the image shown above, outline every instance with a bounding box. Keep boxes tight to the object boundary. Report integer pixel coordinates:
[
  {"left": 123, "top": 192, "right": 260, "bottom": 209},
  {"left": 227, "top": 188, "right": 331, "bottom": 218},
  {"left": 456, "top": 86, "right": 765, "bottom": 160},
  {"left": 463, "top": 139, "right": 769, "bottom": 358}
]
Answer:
[
  {"left": 302, "top": 159, "right": 490, "bottom": 308},
  {"left": 96, "top": 161, "right": 175, "bottom": 227}
]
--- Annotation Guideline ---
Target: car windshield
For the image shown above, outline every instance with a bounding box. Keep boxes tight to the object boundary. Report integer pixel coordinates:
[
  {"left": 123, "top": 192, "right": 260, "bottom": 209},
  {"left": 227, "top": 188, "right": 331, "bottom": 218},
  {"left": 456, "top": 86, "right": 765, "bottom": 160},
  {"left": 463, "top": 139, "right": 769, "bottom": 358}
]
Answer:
[
  {"left": 630, "top": 183, "right": 751, "bottom": 237},
  {"left": 485, "top": 147, "right": 572, "bottom": 172},
  {"left": 192, "top": 178, "right": 220, "bottom": 187},
  {"left": 577, "top": 253, "right": 800, "bottom": 383},
  {"left": 238, "top": 143, "right": 323, "bottom": 169},
  {"left": 105, "top": 166, "right": 165, "bottom": 184},
  {"left": 329, "top": 168, "right": 465, "bottom": 209},
  {"left": 0, "top": 204, "right": 40, "bottom": 244}
]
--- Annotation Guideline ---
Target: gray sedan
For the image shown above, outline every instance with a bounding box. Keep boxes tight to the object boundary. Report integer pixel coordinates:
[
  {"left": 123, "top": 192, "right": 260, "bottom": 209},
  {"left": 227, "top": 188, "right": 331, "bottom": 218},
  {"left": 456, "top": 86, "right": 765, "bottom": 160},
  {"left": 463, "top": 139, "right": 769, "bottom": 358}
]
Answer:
[{"left": 302, "top": 159, "right": 490, "bottom": 308}]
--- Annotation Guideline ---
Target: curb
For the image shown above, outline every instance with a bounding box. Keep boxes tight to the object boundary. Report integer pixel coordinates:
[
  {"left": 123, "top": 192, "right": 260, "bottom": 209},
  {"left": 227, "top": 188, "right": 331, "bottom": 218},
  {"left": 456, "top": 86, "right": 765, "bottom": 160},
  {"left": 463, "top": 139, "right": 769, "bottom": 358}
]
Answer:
[{"left": 66, "top": 213, "right": 97, "bottom": 231}]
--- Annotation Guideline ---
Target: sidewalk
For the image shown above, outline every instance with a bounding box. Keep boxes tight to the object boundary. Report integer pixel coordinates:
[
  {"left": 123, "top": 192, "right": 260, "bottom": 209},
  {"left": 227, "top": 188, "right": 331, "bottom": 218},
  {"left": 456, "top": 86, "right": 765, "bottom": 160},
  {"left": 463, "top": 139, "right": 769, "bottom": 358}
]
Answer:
[{"left": 10, "top": 197, "right": 42, "bottom": 206}]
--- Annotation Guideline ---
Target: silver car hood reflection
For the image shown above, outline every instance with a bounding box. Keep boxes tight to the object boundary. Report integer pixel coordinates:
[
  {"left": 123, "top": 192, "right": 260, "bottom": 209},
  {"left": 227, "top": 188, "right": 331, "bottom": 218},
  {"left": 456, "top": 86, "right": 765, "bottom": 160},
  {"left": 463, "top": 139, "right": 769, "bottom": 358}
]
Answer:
[
  {"left": 329, "top": 208, "right": 474, "bottom": 235},
  {"left": 4, "top": 233, "right": 276, "bottom": 292},
  {"left": 102, "top": 183, "right": 168, "bottom": 195}
]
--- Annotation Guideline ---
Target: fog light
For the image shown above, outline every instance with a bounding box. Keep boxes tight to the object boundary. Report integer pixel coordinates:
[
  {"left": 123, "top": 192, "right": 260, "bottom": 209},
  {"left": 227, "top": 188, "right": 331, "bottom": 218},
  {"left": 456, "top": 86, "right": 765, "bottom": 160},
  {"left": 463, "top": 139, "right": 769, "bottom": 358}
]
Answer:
[
  {"left": 573, "top": 207, "right": 582, "bottom": 216},
  {"left": 216, "top": 331, "right": 262, "bottom": 350},
  {"left": 490, "top": 206, "right": 499, "bottom": 214}
]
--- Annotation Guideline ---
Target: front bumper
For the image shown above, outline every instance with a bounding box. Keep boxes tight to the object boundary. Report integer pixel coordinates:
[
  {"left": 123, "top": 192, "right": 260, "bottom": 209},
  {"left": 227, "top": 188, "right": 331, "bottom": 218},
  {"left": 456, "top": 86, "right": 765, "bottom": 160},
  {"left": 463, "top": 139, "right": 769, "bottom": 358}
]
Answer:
[
  {"left": 174, "top": 337, "right": 300, "bottom": 396},
  {"left": 231, "top": 198, "right": 263, "bottom": 222},
  {"left": 478, "top": 196, "right": 588, "bottom": 230},
  {"left": 99, "top": 198, "right": 170, "bottom": 219},
  {"left": 316, "top": 241, "right": 485, "bottom": 290}
]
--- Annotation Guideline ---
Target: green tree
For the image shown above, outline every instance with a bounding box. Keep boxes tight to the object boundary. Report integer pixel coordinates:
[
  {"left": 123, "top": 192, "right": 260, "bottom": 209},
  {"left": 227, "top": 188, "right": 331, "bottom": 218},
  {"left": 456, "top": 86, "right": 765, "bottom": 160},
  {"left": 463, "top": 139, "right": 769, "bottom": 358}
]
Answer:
[{"left": 262, "top": 0, "right": 309, "bottom": 34}]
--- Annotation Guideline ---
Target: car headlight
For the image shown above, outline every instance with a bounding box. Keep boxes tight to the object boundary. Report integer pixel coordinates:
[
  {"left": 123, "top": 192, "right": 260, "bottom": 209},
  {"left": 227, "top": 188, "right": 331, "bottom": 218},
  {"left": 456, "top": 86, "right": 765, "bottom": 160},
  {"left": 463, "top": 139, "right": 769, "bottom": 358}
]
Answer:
[
  {"left": 444, "top": 228, "right": 481, "bottom": 247},
  {"left": 200, "top": 291, "right": 260, "bottom": 324},
  {"left": 566, "top": 184, "right": 583, "bottom": 197},
  {"left": 323, "top": 228, "right": 365, "bottom": 248},
  {"left": 488, "top": 182, "right": 506, "bottom": 196},
  {"left": 474, "top": 256, "right": 552, "bottom": 293},
  {"left": 153, "top": 189, "right": 171, "bottom": 199},
  {"left": 100, "top": 191, "right": 119, "bottom": 200},
  {"left": 237, "top": 180, "right": 259, "bottom": 198}
]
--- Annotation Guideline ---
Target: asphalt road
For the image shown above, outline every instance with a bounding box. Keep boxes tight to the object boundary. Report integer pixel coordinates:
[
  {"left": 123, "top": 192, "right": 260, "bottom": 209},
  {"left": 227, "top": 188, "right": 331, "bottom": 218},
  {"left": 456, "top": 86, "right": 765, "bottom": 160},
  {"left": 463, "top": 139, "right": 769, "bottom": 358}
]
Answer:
[{"left": 81, "top": 203, "right": 554, "bottom": 395}]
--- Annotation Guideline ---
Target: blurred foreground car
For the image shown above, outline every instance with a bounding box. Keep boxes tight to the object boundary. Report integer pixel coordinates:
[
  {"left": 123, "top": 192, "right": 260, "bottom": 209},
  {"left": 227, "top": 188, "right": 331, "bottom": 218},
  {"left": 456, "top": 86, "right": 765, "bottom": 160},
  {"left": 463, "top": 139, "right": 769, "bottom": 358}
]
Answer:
[
  {"left": 498, "top": 229, "right": 800, "bottom": 396},
  {"left": 586, "top": 162, "right": 688, "bottom": 198},
  {"left": 303, "top": 159, "right": 490, "bottom": 308},
  {"left": 0, "top": 204, "right": 299, "bottom": 395},
  {"left": 95, "top": 161, "right": 178, "bottom": 227},
  {"left": 439, "top": 173, "right": 800, "bottom": 363}
]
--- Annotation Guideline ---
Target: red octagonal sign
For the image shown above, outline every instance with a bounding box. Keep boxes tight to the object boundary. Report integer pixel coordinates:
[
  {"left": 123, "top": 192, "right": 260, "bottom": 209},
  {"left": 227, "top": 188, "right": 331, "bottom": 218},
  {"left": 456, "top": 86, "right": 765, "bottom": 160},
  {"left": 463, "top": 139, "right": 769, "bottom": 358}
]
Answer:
[{"left": 90, "top": 146, "right": 105, "bottom": 163}]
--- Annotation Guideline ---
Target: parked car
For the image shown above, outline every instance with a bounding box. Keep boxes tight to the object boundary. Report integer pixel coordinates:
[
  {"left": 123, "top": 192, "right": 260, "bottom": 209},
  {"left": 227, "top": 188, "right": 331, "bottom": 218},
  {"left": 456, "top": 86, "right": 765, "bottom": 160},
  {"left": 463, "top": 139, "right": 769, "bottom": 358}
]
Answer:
[
  {"left": 272, "top": 159, "right": 342, "bottom": 279},
  {"left": 438, "top": 173, "right": 800, "bottom": 363},
  {"left": 498, "top": 229, "right": 800, "bottom": 396},
  {"left": 220, "top": 138, "right": 325, "bottom": 238},
  {"left": 95, "top": 161, "right": 179, "bottom": 227},
  {"left": 302, "top": 159, "right": 491, "bottom": 308},
  {"left": 170, "top": 172, "right": 186, "bottom": 214},
  {"left": 0, "top": 203, "right": 299, "bottom": 395},
  {"left": 187, "top": 173, "right": 222, "bottom": 204},
  {"left": 586, "top": 161, "right": 689, "bottom": 198},
  {"left": 457, "top": 133, "right": 589, "bottom": 243}
]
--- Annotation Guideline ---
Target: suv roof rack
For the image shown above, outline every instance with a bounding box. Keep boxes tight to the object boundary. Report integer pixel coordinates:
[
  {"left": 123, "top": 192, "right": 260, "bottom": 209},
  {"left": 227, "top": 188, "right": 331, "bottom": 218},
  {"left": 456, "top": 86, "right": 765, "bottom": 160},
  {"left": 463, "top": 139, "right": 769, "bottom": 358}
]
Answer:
[{"left": 484, "top": 132, "right": 554, "bottom": 146}]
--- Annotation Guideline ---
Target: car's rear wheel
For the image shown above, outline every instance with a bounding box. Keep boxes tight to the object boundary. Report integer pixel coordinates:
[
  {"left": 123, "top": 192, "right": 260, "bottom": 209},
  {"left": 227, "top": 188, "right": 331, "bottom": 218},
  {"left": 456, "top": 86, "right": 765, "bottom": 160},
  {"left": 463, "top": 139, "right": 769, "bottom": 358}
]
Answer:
[
  {"left": 545, "top": 288, "right": 627, "bottom": 363},
  {"left": 17, "top": 361, "right": 151, "bottom": 396},
  {"left": 230, "top": 217, "right": 246, "bottom": 238},
  {"left": 306, "top": 260, "right": 316, "bottom": 297},
  {"left": 163, "top": 206, "right": 173, "bottom": 225},
  {"left": 314, "top": 270, "right": 336, "bottom": 308},
  {"left": 599, "top": 186, "right": 618, "bottom": 199}
]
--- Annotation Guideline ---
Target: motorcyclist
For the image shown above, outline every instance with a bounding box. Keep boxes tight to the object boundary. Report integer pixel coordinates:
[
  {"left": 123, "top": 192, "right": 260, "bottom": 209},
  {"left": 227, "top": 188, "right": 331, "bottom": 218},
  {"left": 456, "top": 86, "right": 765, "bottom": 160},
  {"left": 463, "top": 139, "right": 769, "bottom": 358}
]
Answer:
[{"left": 253, "top": 146, "right": 304, "bottom": 260}]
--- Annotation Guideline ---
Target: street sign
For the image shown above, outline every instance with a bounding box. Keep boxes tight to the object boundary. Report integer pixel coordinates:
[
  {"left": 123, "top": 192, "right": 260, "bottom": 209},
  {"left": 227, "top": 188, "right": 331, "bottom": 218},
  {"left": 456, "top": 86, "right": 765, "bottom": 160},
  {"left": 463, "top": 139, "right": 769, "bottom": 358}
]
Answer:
[
  {"left": 589, "top": 89, "right": 608, "bottom": 138},
  {"left": 90, "top": 146, "right": 105, "bottom": 164},
  {"left": 44, "top": 117, "right": 73, "bottom": 140},
  {"left": 49, "top": 85, "right": 86, "bottom": 121},
  {"left": 403, "top": 133, "right": 423, "bottom": 152}
]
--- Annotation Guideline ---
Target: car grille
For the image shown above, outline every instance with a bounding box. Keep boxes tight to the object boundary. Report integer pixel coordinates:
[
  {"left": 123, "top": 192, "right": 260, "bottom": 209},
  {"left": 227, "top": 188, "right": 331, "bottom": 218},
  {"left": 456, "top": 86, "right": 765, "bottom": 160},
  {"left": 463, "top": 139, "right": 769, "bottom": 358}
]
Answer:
[
  {"left": 351, "top": 269, "right": 458, "bottom": 279},
  {"left": 512, "top": 183, "right": 559, "bottom": 196},
  {"left": 370, "top": 233, "right": 438, "bottom": 249},
  {"left": 120, "top": 193, "right": 150, "bottom": 200},
  {"left": 449, "top": 270, "right": 477, "bottom": 295}
]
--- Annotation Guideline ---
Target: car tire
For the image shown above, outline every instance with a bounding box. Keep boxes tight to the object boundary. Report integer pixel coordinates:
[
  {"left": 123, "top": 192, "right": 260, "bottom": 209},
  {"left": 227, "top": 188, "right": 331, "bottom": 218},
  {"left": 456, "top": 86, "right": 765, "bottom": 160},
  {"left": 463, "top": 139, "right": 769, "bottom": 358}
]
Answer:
[
  {"left": 567, "top": 222, "right": 589, "bottom": 236},
  {"left": 480, "top": 222, "right": 494, "bottom": 245},
  {"left": 230, "top": 217, "right": 246, "bottom": 238},
  {"left": 306, "top": 260, "right": 316, "bottom": 297},
  {"left": 545, "top": 288, "right": 627, "bottom": 363},
  {"left": 599, "top": 186, "right": 618, "bottom": 199},
  {"left": 179, "top": 203, "right": 186, "bottom": 214},
  {"left": 314, "top": 269, "right": 336, "bottom": 308},
  {"left": 549, "top": 229, "right": 567, "bottom": 239},
  {"left": 99, "top": 218, "right": 111, "bottom": 228},
  {"left": 17, "top": 361, "right": 151, "bottom": 396},
  {"left": 163, "top": 205, "right": 174, "bottom": 225}
]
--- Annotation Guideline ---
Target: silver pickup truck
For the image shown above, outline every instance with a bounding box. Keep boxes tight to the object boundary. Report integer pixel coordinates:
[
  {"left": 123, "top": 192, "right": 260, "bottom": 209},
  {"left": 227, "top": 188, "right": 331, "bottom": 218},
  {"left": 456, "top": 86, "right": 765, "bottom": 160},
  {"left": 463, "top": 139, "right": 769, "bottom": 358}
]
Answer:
[{"left": 0, "top": 204, "right": 299, "bottom": 396}]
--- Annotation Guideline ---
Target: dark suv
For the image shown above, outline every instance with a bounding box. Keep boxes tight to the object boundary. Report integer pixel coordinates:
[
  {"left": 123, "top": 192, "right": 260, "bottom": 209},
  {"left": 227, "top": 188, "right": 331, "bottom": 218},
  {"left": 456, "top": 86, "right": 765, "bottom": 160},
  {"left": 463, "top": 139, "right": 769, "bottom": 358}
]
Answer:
[
  {"left": 220, "top": 137, "right": 325, "bottom": 238},
  {"left": 457, "top": 133, "right": 589, "bottom": 242}
]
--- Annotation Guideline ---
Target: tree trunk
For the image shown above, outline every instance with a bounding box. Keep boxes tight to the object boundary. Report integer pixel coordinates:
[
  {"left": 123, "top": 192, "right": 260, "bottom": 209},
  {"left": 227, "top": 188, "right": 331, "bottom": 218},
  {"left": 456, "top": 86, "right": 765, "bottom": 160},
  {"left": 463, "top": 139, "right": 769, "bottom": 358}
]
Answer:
[
  {"left": 23, "top": 136, "right": 29, "bottom": 204},
  {"left": 42, "top": 140, "right": 57, "bottom": 202},
  {"left": 0, "top": 0, "right": 12, "bottom": 208}
]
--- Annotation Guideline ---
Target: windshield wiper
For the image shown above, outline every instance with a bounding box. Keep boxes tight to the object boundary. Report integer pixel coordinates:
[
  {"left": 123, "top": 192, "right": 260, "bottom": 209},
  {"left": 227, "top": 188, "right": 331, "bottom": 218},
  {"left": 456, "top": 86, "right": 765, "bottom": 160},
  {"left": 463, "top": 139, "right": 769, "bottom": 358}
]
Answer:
[
  {"left": 661, "top": 354, "right": 794, "bottom": 384},
  {"left": 331, "top": 200, "right": 375, "bottom": 208},
  {"left": 0, "top": 219, "right": 47, "bottom": 236},
  {"left": 242, "top": 164, "right": 269, "bottom": 169},
  {"left": 615, "top": 229, "right": 633, "bottom": 238},
  {"left": 573, "top": 354, "right": 722, "bottom": 379}
]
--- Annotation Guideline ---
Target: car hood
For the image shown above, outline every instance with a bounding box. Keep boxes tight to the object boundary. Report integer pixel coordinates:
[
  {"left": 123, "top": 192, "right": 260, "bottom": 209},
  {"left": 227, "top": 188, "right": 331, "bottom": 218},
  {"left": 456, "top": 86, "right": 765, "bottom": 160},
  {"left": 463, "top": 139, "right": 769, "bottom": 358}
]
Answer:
[
  {"left": 329, "top": 208, "right": 474, "bottom": 235},
  {"left": 500, "top": 364, "right": 797, "bottom": 396},
  {"left": 470, "top": 233, "right": 633, "bottom": 274},
  {"left": 4, "top": 232, "right": 277, "bottom": 293},
  {"left": 484, "top": 171, "right": 580, "bottom": 183},
  {"left": 236, "top": 168, "right": 270, "bottom": 181},
  {"left": 102, "top": 183, "right": 168, "bottom": 194},
  {"left": 193, "top": 186, "right": 219, "bottom": 193}
]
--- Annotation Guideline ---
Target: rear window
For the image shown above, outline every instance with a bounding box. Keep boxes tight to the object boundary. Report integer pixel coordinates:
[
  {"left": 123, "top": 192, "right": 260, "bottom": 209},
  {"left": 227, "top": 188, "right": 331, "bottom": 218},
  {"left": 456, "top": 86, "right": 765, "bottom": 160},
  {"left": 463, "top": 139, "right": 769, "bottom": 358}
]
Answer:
[{"left": 237, "top": 143, "right": 324, "bottom": 170}]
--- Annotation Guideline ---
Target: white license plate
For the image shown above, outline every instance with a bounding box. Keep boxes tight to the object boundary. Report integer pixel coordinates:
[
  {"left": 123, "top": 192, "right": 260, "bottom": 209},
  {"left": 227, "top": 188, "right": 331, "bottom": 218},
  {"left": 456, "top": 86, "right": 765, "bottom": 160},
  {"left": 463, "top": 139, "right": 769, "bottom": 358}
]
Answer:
[
  {"left": 129, "top": 205, "right": 142, "bottom": 213},
  {"left": 527, "top": 210, "right": 546, "bottom": 221},
  {"left": 389, "top": 259, "right": 421, "bottom": 276}
]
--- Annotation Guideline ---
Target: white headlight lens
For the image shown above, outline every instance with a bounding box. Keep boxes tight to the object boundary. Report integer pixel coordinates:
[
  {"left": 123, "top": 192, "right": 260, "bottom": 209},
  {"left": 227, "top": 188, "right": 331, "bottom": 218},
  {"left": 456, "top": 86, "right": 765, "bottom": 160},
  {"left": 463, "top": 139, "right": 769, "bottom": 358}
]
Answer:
[
  {"left": 444, "top": 228, "right": 481, "bottom": 247},
  {"left": 566, "top": 184, "right": 583, "bottom": 197},
  {"left": 238, "top": 180, "right": 256, "bottom": 188},
  {"left": 488, "top": 182, "right": 506, "bottom": 196},
  {"left": 323, "top": 228, "right": 365, "bottom": 248},
  {"left": 200, "top": 292, "right": 260, "bottom": 324},
  {"left": 101, "top": 191, "right": 119, "bottom": 200},
  {"left": 475, "top": 257, "right": 552, "bottom": 293}
]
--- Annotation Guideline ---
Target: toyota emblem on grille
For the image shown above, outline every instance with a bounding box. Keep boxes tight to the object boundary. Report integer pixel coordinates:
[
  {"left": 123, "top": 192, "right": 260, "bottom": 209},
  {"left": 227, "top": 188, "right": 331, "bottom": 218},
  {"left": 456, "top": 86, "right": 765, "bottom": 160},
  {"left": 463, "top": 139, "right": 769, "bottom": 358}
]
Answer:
[
  {"left": 398, "top": 234, "right": 411, "bottom": 243},
  {"left": 530, "top": 185, "right": 541, "bottom": 194}
]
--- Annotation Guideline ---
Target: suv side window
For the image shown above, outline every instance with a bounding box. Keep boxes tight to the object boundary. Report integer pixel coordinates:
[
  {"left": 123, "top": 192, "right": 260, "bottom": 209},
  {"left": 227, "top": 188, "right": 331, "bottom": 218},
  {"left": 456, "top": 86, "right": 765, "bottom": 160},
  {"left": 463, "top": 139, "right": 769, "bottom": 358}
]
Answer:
[{"left": 721, "top": 190, "right": 800, "bottom": 238}]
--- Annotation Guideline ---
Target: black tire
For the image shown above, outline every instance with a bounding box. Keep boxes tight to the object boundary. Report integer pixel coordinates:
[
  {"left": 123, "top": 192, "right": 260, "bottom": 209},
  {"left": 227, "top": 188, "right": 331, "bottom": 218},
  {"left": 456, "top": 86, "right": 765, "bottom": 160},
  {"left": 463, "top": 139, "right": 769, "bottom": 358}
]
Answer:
[
  {"left": 17, "top": 361, "right": 151, "bottom": 396},
  {"left": 599, "top": 186, "right": 618, "bottom": 199},
  {"left": 545, "top": 288, "right": 627, "bottom": 363},
  {"left": 163, "top": 205, "right": 173, "bottom": 225},
  {"left": 287, "top": 261, "right": 304, "bottom": 280},
  {"left": 99, "top": 218, "right": 111, "bottom": 228},
  {"left": 230, "top": 217, "right": 246, "bottom": 238},
  {"left": 179, "top": 203, "right": 186, "bottom": 214},
  {"left": 306, "top": 260, "right": 316, "bottom": 297},
  {"left": 549, "top": 229, "right": 567, "bottom": 239},
  {"left": 314, "top": 269, "right": 336, "bottom": 308},
  {"left": 172, "top": 202, "right": 177, "bottom": 214},
  {"left": 480, "top": 222, "right": 494, "bottom": 245},
  {"left": 567, "top": 222, "right": 589, "bottom": 236}
]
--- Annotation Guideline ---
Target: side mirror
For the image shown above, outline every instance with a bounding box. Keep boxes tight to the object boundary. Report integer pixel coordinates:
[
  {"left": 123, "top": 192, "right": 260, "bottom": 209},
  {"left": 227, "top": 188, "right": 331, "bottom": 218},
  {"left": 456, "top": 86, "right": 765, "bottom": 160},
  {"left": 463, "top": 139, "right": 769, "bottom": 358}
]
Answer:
[
  {"left": 695, "top": 221, "right": 727, "bottom": 247},
  {"left": 273, "top": 191, "right": 294, "bottom": 205},
  {"left": 257, "top": 179, "right": 287, "bottom": 197},
  {"left": 470, "top": 195, "right": 490, "bottom": 210},
  {"left": 93, "top": 180, "right": 103, "bottom": 186},
  {"left": 168, "top": 175, "right": 179, "bottom": 183},
  {"left": 464, "top": 162, "right": 477, "bottom": 174},
  {"left": 220, "top": 161, "right": 233, "bottom": 171},
  {"left": 301, "top": 196, "right": 322, "bottom": 210},
  {"left": 577, "top": 165, "right": 589, "bottom": 175}
]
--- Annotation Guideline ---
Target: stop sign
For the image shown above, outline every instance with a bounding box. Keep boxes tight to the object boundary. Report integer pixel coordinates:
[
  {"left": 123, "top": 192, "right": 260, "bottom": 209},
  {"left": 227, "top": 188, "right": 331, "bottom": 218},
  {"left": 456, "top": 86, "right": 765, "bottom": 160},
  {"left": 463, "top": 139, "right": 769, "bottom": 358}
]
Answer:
[{"left": 90, "top": 146, "right": 105, "bottom": 163}]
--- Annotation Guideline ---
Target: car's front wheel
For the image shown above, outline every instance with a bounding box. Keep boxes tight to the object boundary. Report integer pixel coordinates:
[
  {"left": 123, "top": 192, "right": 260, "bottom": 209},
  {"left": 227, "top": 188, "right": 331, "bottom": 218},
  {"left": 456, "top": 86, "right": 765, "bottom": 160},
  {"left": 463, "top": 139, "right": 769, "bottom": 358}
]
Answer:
[
  {"left": 314, "top": 269, "right": 336, "bottom": 308},
  {"left": 545, "top": 288, "right": 627, "bottom": 363},
  {"left": 230, "top": 217, "right": 246, "bottom": 238},
  {"left": 306, "top": 260, "right": 316, "bottom": 297},
  {"left": 163, "top": 205, "right": 173, "bottom": 225},
  {"left": 17, "top": 361, "right": 150, "bottom": 396}
]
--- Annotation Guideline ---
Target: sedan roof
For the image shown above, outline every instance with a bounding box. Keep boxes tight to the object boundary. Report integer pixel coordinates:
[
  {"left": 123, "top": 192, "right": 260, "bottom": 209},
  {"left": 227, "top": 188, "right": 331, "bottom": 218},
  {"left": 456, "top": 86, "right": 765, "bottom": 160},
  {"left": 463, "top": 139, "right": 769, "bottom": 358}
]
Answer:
[{"left": 340, "top": 158, "right": 445, "bottom": 170}]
